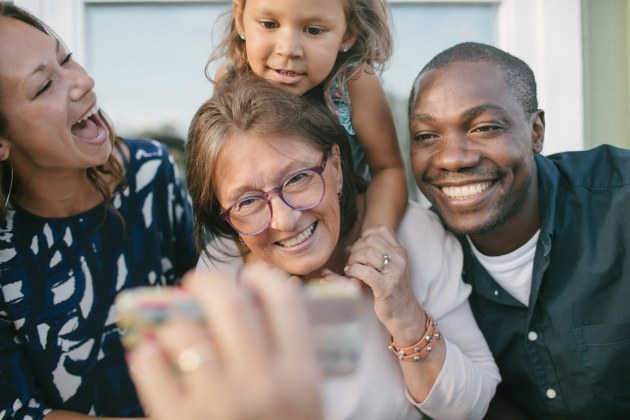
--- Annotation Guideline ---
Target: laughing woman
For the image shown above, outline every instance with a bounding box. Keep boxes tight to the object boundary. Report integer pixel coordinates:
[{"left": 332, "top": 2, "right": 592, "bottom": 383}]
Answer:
[{"left": 0, "top": 4, "right": 196, "bottom": 418}]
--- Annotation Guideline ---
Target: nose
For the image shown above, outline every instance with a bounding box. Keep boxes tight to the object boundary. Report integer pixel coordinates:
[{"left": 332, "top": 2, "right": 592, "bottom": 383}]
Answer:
[
  {"left": 275, "top": 28, "right": 303, "bottom": 57},
  {"left": 431, "top": 134, "right": 481, "bottom": 172},
  {"left": 68, "top": 65, "right": 95, "bottom": 102},
  {"left": 268, "top": 194, "right": 300, "bottom": 231}
]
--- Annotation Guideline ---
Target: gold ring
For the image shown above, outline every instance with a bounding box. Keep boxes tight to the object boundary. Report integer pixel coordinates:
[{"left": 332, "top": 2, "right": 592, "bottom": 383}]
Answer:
[{"left": 176, "top": 342, "right": 213, "bottom": 373}]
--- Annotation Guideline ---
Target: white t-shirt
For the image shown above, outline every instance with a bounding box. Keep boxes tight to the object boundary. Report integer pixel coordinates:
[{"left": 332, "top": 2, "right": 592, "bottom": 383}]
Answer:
[
  {"left": 198, "top": 201, "right": 500, "bottom": 420},
  {"left": 466, "top": 230, "right": 539, "bottom": 306}
]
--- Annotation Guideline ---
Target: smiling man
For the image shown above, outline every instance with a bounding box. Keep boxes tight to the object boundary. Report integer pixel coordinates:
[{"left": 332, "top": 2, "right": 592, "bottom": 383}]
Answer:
[{"left": 408, "top": 42, "right": 630, "bottom": 418}]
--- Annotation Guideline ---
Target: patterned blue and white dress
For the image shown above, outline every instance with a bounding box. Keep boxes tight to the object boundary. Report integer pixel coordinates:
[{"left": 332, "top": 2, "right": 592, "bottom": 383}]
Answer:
[{"left": 0, "top": 138, "right": 197, "bottom": 418}]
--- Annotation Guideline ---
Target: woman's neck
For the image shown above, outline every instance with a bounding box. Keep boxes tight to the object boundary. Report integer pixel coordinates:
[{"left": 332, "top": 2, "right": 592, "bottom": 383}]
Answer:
[
  {"left": 12, "top": 144, "right": 125, "bottom": 218},
  {"left": 14, "top": 171, "right": 104, "bottom": 218}
]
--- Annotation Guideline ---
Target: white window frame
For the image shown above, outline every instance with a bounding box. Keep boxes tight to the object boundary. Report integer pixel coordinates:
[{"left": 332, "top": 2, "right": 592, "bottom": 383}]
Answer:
[{"left": 15, "top": 0, "right": 583, "bottom": 154}]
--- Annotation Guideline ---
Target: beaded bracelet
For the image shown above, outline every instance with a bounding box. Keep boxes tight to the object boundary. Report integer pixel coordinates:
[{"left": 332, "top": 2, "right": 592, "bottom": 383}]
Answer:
[{"left": 388, "top": 313, "right": 441, "bottom": 362}]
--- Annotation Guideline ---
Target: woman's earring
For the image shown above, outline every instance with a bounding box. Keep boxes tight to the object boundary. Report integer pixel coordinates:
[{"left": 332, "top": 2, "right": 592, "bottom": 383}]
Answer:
[
  {"left": 238, "top": 32, "right": 246, "bottom": 41},
  {"left": 4, "top": 161, "right": 13, "bottom": 208},
  {"left": 342, "top": 45, "right": 350, "bottom": 53},
  {"left": 337, "top": 188, "right": 343, "bottom": 203}
]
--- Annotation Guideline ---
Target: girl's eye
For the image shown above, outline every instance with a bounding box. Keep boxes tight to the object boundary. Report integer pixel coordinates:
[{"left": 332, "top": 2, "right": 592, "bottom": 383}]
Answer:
[
  {"left": 304, "top": 27, "right": 324, "bottom": 35},
  {"left": 260, "top": 20, "right": 277, "bottom": 29},
  {"left": 35, "top": 80, "right": 52, "bottom": 98}
]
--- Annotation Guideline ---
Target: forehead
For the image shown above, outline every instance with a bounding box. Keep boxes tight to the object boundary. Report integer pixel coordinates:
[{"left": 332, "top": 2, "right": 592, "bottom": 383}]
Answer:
[
  {"left": 214, "top": 130, "right": 322, "bottom": 200},
  {"left": 412, "top": 61, "right": 522, "bottom": 117},
  {"left": 0, "top": 15, "right": 52, "bottom": 55},
  {"left": 0, "top": 17, "right": 55, "bottom": 82},
  {"left": 243, "top": 0, "right": 348, "bottom": 18},
  {"left": 216, "top": 130, "right": 319, "bottom": 176}
]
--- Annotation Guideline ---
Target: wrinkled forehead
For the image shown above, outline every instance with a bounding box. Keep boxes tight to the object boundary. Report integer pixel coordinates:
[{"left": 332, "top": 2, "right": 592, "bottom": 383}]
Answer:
[
  {"left": 215, "top": 129, "right": 321, "bottom": 174},
  {"left": 213, "top": 130, "right": 324, "bottom": 199}
]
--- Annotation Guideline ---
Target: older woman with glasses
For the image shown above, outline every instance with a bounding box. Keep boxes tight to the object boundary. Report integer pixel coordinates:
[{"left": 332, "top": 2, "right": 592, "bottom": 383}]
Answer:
[{"left": 185, "top": 72, "right": 500, "bottom": 420}]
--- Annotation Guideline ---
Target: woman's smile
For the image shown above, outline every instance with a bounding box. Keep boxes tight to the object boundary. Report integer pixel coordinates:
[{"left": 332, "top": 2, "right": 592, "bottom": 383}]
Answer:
[{"left": 276, "top": 221, "right": 317, "bottom": 248}]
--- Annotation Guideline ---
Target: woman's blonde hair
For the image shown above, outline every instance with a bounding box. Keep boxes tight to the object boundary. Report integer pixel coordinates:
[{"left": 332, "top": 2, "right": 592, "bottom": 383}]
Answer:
[
  {"left": 206, "top": 0, "right": 393, "bottom": 110},
  {"left": 0, "top": 3, "right": 126, "bottom": 222}
]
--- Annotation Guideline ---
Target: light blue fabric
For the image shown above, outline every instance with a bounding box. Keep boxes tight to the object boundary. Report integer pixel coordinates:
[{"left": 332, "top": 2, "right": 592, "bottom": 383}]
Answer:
[{"left": 329, "top": 76, "right": 370, "bottom": 181}]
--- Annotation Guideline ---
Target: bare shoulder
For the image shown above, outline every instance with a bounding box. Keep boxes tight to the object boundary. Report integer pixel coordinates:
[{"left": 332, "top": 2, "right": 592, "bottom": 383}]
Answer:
[{"left": 346, "top": 66, "right": 384, "bottom": 92}]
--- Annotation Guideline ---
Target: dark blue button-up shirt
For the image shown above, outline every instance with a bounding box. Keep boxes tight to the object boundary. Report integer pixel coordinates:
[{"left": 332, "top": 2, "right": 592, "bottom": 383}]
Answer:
[{"left": 456, "top": 145, "right": 630, "bottom": 419}]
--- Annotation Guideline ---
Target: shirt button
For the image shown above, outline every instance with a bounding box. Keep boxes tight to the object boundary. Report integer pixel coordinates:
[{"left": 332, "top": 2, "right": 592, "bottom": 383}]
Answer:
[
  {"left": 493, "top": 290, "right": 499, "bottom": 296},
  {"left": 528, "top": 331, "right": 538, "bottom": 341},
  {"left": 546, "top": 388, "right": 557, "bottom": 399}
]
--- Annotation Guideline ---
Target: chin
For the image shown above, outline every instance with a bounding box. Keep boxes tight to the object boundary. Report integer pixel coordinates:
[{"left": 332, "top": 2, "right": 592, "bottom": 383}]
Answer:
[
  {"left": 443, "top": 215, "right": 501, "bottom": 236},
  {"left": 286, "top": 257, "right": 328, "bottom": 277}
]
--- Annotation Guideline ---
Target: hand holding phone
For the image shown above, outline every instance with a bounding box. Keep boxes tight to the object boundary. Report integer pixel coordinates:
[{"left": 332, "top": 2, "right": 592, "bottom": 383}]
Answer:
[{"left": 115, "top": 276, "right": 363, "bottom": 376}]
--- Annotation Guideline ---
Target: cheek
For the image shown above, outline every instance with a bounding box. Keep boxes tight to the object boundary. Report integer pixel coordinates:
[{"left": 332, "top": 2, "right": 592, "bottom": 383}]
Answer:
[
  {"left": 323, "top": 194, "right": 342, "bottom": 232},
  {"left": 243, "top": 233, "right": 270, "bottom": 255},
  {"left": 410, "top": 151, "right": 428, "bottom": 177},
  {"left": 314, "top": 51, "right": 338, "bottom": 73}
]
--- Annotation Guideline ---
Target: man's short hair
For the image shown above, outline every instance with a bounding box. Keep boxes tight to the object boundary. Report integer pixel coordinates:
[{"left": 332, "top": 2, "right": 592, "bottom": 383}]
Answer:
[{"left": 409, "top": 42, "right": 538, "bottom": 117}]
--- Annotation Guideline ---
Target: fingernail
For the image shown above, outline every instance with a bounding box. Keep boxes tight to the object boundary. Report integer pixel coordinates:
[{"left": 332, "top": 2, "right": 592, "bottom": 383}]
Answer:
[{"left": 344, "top": 265, "right": 350, "bottom": 273}]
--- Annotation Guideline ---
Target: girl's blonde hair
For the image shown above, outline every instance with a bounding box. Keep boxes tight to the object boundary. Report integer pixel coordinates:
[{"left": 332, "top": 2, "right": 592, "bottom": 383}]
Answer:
[{"left": 206, "top": 0, "right": 393, "bottom": 110}]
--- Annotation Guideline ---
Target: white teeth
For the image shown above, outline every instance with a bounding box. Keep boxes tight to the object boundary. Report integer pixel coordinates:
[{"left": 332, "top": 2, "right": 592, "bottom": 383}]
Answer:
[
  {"left": 75, "top": 105, "right": 99, "bottom": 125},
  {"left": 442, "top": 182, "right": 491, "bottom": 200},
  {"left": 278, "top": 223, "right": 315, "bottom": 247}
]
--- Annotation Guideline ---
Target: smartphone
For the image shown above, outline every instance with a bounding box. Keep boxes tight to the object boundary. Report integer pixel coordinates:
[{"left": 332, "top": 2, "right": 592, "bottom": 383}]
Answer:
[
  {"left": 303, "top": 280, "right": 363, "bottom": 377},
  {"left": 114, "top": 281, "right": 363, "bottom": 376},
  {"left": 114, "top": 286, "right": 205, "bottom": 349}
]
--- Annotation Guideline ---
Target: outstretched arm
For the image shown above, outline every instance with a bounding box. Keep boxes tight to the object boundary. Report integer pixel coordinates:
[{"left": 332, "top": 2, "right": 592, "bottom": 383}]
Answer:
[{"left": 348, "top": 70, "right": 408, "bottom": 231}]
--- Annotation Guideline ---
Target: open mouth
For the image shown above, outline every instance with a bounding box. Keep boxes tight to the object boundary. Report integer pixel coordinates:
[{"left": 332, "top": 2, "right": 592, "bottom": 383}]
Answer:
[
  {"left": 441, "top": 182, "right": 491, "bottom": 200},
  {"left": 276, "top": 222, "right": 317, "bottom": 247},
  {"left": 71, "top": 105, "right": 106, "bottom": 143}
]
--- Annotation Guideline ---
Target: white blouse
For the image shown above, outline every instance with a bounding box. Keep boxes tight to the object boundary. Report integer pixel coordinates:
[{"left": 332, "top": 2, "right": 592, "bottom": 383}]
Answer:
[{"left": 197, "top": 201, "right": 500, "bottom": 420}]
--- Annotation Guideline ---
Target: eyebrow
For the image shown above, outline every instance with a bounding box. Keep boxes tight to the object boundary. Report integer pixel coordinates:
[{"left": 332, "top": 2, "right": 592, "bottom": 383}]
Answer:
[
  {"left": 462, "top": 103, "right": 508, "bottom": 118},
  {"left": 410, "top": 103, "right": 508, "bottom": 122},
  {"left": 253, "top": 6, "right": 333, "bottom": 24},
  {"left": 409, "top": 112, "right": 436, "bottom": 123}
]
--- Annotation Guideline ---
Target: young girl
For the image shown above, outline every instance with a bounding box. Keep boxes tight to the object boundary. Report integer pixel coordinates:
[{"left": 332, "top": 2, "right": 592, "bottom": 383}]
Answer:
[{"left": 208, "top": 0, "right": 408, "bottom": 233}]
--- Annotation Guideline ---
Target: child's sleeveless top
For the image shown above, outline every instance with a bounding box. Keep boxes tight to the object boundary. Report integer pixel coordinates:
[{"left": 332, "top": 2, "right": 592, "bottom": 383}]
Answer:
[{"left": 329, "top": 76, "right": 371, "bottom": 182}]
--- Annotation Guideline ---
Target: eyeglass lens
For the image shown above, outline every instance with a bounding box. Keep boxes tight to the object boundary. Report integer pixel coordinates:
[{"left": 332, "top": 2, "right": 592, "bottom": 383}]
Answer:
[{"left": 228, "top": 168, "right": 325, "bottom": 235}]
